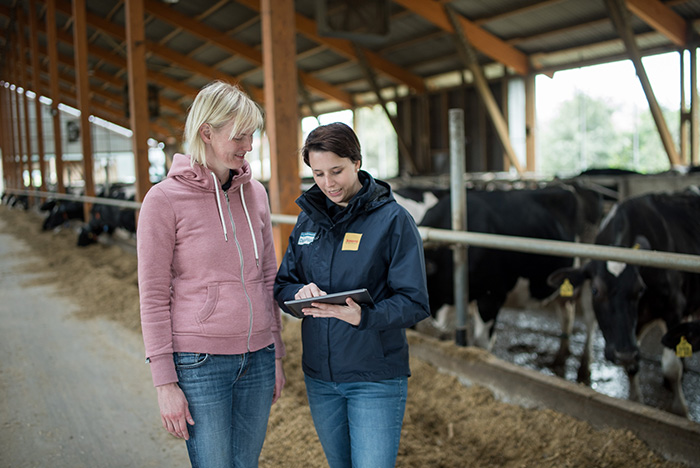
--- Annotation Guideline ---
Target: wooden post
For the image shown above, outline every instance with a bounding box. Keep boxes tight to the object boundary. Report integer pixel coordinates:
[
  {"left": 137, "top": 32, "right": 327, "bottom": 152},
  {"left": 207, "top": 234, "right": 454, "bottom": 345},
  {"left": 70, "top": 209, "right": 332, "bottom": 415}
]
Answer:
[
  {"left": 46, "top": 0, "right": 65, "bottom": 193},
  {"left": 261, "top": 0, "right": 300, "bottom": 262},
  {"left": 72, "top": 0, "right": 97, "bottom": 220},
  {"left": 680, "top": 51, "right": 688, "bottom": 165},
  {"left": 525, "top": 75, "right": 536, "bottom": 173},
  {"left": 12, "top": 43, "right": 26, "bottom": 188},
  {"left": 691, "top": 48, "right": 699, "bottom": 166},
  {"left": 125, "top": 0, "right": 152, "bottom": 205},
  {"left": 28, "top": 0, "right": 47, "bottom": 192},
  {"left": 17, "top": 6, "right": 35, "bottom": 192}
]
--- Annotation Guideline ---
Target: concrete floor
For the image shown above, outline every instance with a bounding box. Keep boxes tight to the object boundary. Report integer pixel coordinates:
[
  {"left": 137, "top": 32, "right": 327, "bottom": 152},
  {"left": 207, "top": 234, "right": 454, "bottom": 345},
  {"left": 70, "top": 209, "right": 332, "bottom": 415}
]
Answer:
[{"left": 0, "top": 226, "right": 189, "bottom": 468}]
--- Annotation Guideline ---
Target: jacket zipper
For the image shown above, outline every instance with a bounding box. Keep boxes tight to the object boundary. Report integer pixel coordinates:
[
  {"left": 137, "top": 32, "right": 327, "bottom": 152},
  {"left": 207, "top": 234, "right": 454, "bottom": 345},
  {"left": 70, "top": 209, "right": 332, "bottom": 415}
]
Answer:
[{"left": 224, "top": 190, "right": 254, "bottom": 352}]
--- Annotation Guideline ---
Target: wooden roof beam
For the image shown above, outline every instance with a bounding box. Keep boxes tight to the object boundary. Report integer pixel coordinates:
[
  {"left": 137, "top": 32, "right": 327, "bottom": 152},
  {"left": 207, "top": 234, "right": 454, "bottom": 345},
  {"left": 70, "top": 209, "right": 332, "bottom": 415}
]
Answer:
[
  {"left": 29, "top": 39, "right": 186, "bottom": 117},
  {"left": 48, "top": 22, "right": 199, "bottom": 103},
  {"left": 605, "top": 0, "right": 681, "bottom": 166},
  {"left": 235, "top": 0, "right": 425, "bottom": 93},
  {"left": 393, "top": 0, "right": 529, "bottom": 76},
  {"left": 25, "top": 50, "right": 178, "bottom": 143},
  {"left": 445, "top": 6, "right": 524, "bottom": 175},
  {"left": 626, "top": 0, "right": 687, "bottom": 47},
  {"left": 53, "top": 0, "right": 266, "bottom": 102},
  {"left": 143, "top": 0, "right": 352, "bottom": 107}
]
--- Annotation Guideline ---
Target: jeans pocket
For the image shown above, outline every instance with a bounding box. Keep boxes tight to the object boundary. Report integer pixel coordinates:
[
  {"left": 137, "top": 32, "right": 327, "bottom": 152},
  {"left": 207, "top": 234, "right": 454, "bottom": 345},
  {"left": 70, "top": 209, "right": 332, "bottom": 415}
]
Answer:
[
  {"left": 174, "top": 352, "right": 209, "bottom": 369},
  {"left": 263, "top": 343, "right": 275, "bottom": 353}
]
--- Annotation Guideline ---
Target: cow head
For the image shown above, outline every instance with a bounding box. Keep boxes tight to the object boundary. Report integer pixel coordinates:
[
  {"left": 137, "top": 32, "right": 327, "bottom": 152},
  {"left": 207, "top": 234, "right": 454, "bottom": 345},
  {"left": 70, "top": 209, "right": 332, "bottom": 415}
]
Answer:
[
  {"left": 547, "top": 236, "right": 650, "bottom": 374},
  {"left": 77, "top": 226, "right": 100, "bottom": 246}
]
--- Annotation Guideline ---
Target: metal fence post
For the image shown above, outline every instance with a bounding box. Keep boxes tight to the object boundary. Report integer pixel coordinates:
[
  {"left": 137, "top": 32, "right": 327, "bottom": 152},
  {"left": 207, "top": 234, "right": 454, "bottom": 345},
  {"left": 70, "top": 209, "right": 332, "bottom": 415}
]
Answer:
[{"left": 449, "top": 109, "right": 469, "bottom": 346}]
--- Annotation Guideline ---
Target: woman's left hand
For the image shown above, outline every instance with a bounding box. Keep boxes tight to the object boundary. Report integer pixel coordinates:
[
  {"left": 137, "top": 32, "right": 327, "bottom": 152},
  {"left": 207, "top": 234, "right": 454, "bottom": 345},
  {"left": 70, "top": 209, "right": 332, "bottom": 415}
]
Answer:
[
  {"left": 303, "top": 297, "right": 362, "bottom": 326},
  {"left": 273, "top": 358, "right": 286, "bottom": 404}
]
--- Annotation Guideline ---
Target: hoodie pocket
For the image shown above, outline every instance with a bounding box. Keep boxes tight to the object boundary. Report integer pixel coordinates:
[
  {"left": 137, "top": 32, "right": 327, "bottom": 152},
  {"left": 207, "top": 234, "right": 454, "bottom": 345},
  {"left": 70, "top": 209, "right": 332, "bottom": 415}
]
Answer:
[{"left": 194, "top": 281, "right": 251, "bottom": 336}]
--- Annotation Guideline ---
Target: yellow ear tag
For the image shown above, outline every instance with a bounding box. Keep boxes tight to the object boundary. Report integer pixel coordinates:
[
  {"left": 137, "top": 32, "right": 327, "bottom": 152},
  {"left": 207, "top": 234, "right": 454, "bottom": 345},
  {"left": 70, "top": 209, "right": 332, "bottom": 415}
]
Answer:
[
  {"left": 676, "top": 336, "right": 693, "bottom": 358},
  {"left": 560, "top": 278, "right": 574, "bottom": 297},
  {"left": 632, "top": 243, "right": 641, "bottom": 250}
]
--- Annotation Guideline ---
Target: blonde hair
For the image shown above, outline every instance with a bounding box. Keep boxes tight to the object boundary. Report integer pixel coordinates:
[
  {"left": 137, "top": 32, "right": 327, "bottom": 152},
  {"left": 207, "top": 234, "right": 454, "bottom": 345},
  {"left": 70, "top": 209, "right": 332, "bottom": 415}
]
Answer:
[{"left": 183, "top": 81, "right": 264, "bottom": 167}]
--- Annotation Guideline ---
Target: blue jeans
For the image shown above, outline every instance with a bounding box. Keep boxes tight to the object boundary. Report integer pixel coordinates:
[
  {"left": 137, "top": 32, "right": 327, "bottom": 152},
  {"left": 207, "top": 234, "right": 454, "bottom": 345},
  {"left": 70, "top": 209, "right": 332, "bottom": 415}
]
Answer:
[
  {"left": 175, "top": 345, "right": 275, "bottom": 468},
  {"left": 304, "top": 374, "right": 408, "bottom": 468}
]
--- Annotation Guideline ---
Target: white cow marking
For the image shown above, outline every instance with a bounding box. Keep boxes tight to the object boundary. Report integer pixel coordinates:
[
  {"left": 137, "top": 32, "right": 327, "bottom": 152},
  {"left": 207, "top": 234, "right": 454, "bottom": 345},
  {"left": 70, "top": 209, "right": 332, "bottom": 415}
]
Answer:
[{"left": 606, "top": 261, "right": 626, "bottom": 277}]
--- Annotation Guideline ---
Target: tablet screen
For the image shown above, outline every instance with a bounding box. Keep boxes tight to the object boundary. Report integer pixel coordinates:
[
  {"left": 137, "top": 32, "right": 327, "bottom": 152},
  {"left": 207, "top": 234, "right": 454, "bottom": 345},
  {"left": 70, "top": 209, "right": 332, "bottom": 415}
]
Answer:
[{"left": 283, "top": 288, "right": 374, "bottom": 318}]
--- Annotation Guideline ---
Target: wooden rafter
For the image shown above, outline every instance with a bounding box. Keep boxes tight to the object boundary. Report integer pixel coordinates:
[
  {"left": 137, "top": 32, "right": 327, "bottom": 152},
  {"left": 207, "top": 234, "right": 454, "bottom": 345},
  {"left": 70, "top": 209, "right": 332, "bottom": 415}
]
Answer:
[
  {"left": 353, "top": 44, "right": 418, "bottom": 175},
  {"left": 393, "top": 0, "right": 529, "bottom": 76},
  {"left": 143, "top": 0, "right": 351, "bottom": 107},
  {"left": 445, "top": 5, "right": 524, "bottom": 175},
  {"left": 626, "top": 0, "right": 686, "bottom": 47},
  {"left": 235, "top": 0, "right": 425, "bottom": 93},
  {"left": 605, "top": 0, "right": 681, "bottom": 166}
]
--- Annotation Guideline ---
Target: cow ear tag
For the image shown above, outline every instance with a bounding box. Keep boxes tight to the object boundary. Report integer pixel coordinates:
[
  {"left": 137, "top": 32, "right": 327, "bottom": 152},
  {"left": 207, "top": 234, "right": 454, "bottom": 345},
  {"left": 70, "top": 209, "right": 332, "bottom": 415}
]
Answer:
[
  {"left": 560, "top": 278, "right": 574, "bottom": 297},
  {"left": 632, "top": 243, "right": 641, "bottom": 250},
  {"left": 676, "top": 336, "right": 692, "bottom": 358}
]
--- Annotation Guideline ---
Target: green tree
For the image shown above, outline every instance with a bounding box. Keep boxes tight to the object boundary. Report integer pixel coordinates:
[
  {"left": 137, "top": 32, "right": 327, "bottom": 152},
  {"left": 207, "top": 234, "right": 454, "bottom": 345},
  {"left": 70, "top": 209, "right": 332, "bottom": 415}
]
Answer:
[{"left": 538, "top": 92, "right": 678, "bottom": 177}]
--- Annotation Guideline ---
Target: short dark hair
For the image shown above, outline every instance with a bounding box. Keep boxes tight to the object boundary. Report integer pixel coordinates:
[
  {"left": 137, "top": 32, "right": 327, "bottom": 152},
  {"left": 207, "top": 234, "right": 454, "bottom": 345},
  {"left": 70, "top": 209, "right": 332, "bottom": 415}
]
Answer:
[{"left": 301, "top": 122, "right": 362, "bottom": 167}]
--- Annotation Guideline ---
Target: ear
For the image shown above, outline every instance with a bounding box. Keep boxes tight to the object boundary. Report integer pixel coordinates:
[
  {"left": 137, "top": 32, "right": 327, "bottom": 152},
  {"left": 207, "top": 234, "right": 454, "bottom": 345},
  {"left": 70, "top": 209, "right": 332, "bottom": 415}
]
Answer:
[
  {"left": 547, "top": 264, "right": 591, "bottom": 299},
  {"left": 199, "top": 123, "right": 212, "bottom": 143},
  {"left": 633, "top": 235, "right": 651, "bottom": 250},
  {"left": 354, "top": 160, "right": 361, "bottom": 172}
]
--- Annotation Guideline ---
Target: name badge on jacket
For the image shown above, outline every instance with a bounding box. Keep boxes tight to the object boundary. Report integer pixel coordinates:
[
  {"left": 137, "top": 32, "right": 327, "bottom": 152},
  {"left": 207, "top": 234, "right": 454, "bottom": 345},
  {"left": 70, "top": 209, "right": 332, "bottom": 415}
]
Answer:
[
  {"left": 342, "top": 233, "right": 362, "bottom": 251},
  {"left": 298, "top": 232, "right": 316, "bottom": 245}
]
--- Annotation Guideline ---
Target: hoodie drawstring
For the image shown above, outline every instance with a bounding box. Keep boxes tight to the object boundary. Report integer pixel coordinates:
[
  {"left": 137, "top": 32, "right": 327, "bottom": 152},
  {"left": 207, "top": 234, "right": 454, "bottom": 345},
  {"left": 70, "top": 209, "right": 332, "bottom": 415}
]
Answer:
[
  {"left": 239, "top": 185, "right": 260, "bottom": 267},
  {"left": 212, "top": 172, "right": 228, "bottom": 241}
]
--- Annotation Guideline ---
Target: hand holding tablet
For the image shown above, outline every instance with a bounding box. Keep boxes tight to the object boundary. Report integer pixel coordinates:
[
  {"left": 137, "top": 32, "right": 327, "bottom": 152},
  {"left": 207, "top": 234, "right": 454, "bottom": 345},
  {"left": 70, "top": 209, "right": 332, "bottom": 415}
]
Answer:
[{"left": 283, "top": 288, "right": 374, "bottom": 318}]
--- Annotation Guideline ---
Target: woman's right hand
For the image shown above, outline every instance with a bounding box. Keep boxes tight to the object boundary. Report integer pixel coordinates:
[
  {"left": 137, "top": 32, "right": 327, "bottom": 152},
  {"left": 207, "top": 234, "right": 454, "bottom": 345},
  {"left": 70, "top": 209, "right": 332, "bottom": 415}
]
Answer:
[
  {"left": 156, "top": 382, "right": 195, "bottom": 440},
  {"left": 294, "top": 282, "right": 326, "bottom": 299}
]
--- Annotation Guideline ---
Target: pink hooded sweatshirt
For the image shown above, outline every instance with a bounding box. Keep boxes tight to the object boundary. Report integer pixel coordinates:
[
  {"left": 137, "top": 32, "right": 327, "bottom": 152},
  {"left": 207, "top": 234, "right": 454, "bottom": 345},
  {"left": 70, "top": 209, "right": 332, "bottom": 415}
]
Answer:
[{"left": 137, "top": 153, "right": 285, "bottom": 387}]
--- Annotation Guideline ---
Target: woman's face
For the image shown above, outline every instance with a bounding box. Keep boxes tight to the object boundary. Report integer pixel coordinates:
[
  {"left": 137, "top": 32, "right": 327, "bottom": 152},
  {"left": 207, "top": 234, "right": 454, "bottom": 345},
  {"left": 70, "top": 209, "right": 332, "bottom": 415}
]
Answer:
[
  {"left": 201, "top": 119, "right": 253, "bottom": 180},
  {"left": 308, "top": 150, "right": 362, "bottom": 207}
]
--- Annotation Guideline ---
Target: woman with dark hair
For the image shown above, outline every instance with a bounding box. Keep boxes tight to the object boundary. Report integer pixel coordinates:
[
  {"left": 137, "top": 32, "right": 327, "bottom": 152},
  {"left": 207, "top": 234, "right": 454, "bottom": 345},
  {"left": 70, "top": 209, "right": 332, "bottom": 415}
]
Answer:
[{"left": 274, "top": 122, "right": 429, "bottom": 468}]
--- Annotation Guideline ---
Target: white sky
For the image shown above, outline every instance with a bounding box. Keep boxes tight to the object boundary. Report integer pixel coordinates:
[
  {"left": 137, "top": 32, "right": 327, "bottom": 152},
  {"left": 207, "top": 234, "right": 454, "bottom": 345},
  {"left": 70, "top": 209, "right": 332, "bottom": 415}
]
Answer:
[{"left": 536, "top": 51, "right": 686, "bottom": 120}]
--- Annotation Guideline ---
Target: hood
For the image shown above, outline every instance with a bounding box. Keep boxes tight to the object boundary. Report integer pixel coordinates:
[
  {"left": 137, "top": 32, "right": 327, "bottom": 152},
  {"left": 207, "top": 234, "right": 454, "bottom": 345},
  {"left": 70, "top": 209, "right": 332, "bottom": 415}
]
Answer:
[
  {"left": 168, "top": 154, "right": 258, "bottom": 260},
  {"left": 168, "top": 153, "right": 253, "bottom": 192},
  {"left": 297, "top": 170, "right": 393, "bottom": 229}
]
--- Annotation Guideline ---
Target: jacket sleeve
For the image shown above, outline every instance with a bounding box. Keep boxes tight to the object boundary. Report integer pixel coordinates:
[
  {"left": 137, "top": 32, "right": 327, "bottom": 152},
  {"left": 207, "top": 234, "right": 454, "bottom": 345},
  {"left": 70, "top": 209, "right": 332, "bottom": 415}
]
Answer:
[
  {"left": 258, "top": 188, "right": 286, "bottom": 359},
  {"left": 137, "top": 186, "right": 178, "bottom": 387},
  {"left": 357, "top": 209, "right": 430, "bottom": 331},
  {"left": 273, "top": 223, "right": 305, "bottom": 316}
]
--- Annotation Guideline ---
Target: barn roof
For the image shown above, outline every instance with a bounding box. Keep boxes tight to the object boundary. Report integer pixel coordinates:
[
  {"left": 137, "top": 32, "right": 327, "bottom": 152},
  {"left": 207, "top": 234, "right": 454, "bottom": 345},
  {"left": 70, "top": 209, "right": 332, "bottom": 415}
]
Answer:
[{"left": 1, "top": 0, "right": 699, "bottom": 142}]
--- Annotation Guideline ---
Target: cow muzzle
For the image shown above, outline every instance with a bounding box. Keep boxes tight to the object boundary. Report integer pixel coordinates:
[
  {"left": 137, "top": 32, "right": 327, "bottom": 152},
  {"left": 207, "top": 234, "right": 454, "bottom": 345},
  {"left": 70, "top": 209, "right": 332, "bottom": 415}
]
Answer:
[{"left": 608, "top": 348, "right": 640, "bottom": 373}]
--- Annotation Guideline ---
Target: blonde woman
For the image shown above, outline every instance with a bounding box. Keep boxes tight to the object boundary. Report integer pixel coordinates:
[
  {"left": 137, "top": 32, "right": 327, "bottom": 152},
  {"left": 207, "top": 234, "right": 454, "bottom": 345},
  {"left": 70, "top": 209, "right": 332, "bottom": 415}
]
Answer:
[{"left": 137, "top": 80, "right": 285, "bottom": 467}]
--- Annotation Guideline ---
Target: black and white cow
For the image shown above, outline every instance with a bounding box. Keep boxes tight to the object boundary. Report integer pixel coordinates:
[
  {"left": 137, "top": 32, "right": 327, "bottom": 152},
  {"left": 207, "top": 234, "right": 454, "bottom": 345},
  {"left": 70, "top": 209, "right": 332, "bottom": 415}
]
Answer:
[
  {"left": 548, "top": 191, "right": 700, "bottom": 417},
  {"left": 2, "top": 192, "right": 29, "bottom": 210},
  {"left": 393, "top": 186, "right": 449, "bottom": 225},
  {"left": 419, "top": 183, "right": 603, "bottom": 378},
  {"left": 662, "top": 321, "right": 700, "bottom": 353},
  {"left": 42, "top": 200, "right": 85, "bottom": 231},
  {"left": 77, "top": 184, "right": 137, "bottom": 247}
]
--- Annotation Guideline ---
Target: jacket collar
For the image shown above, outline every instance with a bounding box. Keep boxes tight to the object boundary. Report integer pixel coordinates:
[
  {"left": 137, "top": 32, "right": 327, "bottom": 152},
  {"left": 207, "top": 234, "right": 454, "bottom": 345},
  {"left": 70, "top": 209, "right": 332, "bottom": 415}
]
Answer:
[{"left": 297, "top": 171, "right": 393, "bottom": 228}]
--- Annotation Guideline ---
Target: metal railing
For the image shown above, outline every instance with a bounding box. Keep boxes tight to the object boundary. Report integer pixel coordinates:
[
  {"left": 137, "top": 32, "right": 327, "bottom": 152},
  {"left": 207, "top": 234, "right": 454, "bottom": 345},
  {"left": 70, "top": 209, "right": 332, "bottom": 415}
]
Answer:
[
  {"left": 5, "top": 187, "right": 700, "bottom": 274},
  {"left": 4, "top": 188, "right": 141, "bottom": 209}
]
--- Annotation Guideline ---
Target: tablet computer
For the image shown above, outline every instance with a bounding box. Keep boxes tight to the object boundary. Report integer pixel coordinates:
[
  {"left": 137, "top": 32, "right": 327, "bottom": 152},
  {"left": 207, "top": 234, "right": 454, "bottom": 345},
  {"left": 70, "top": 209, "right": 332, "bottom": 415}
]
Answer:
[{"left": 283, "top": 288, "right": 374, "bottom": 318}]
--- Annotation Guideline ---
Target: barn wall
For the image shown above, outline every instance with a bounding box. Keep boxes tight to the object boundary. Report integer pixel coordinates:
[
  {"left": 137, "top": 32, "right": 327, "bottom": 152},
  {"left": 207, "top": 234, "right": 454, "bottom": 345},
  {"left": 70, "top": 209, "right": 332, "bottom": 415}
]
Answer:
[{"left": 396, "top": 80, "right": 506, "bottom": 176}]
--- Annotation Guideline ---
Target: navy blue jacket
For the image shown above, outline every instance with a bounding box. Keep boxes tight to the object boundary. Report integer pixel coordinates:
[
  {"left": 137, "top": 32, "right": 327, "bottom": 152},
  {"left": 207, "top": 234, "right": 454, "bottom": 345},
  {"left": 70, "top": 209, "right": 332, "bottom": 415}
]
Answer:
[{"left": 274, "top": 171, "right": 430, "bottom": 383}]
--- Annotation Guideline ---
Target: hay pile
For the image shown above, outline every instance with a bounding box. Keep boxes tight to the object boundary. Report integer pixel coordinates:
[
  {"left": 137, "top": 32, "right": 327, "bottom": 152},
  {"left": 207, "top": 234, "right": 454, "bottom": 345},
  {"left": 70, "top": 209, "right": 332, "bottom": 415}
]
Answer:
[{"left": 0, "top": 205, "right": 685, "bottom": 468}]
